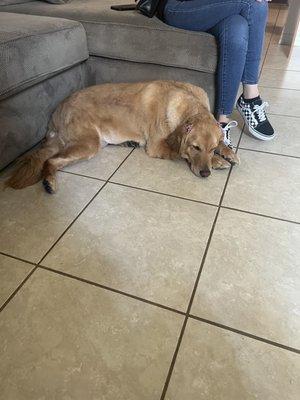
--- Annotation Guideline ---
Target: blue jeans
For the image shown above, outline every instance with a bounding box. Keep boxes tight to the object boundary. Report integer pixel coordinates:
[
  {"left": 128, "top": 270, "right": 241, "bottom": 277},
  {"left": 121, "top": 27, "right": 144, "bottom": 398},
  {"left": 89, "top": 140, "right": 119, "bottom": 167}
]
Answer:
[{"left": 163, "top": 0, "right": 268, "bottom": 115}]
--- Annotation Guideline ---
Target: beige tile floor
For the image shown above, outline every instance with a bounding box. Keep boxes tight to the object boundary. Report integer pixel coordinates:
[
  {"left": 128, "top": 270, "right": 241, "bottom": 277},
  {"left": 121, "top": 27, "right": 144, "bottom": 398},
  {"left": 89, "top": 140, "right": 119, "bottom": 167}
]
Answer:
[{"left": 0, "top": 4, "right": 299, "bottom": 399}]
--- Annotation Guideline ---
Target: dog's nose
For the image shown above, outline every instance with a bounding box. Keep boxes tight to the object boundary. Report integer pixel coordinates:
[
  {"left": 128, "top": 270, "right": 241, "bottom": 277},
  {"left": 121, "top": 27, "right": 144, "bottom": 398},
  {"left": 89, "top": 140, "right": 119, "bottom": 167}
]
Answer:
[{"left": 200, "top": 169, "right": 211, "bottom": 178}]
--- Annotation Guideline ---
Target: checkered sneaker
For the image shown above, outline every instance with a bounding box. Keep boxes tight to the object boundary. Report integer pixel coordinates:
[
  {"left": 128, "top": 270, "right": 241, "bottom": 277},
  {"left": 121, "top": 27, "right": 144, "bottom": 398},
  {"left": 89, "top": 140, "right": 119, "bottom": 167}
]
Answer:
[{"left": 236, "top": 95, "right": 275, "bottom": 141}]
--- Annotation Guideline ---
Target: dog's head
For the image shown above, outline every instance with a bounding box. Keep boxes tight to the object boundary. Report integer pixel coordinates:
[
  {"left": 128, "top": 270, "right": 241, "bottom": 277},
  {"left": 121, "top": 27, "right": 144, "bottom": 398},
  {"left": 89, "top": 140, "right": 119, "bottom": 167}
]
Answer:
[{"left": 166, "top": 112, "right": 223, "bottom": 178}]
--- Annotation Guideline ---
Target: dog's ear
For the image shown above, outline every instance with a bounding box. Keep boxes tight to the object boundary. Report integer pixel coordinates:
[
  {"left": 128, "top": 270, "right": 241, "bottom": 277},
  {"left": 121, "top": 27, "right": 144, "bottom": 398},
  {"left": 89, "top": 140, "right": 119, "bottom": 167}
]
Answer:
[
  {"left": 165, "top": 126, "right": 183, "bottom": 153},
  {"left": 165, "top": 116, "right": 196, "bottom": 153}
]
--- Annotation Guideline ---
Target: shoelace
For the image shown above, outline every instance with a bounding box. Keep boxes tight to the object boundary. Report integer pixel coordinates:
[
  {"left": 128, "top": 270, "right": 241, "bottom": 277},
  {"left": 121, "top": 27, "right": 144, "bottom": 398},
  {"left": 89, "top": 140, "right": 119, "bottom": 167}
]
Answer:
[
  {"left": 221, "top": 120, "right": 238, "bottom": 147},
  {"left": 253, "top": 101, "right": 269, "bottom": 123}
]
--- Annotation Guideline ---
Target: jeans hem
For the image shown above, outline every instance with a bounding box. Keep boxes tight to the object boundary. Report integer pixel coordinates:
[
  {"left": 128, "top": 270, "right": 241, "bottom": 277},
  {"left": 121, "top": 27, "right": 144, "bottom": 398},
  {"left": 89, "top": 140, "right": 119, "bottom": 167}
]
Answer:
[
  {"left": 216, "top": 109, "right": 234, "bottom": 116},
  {"left": 242, "top": 81, "right": 258, "bottom": 84}
]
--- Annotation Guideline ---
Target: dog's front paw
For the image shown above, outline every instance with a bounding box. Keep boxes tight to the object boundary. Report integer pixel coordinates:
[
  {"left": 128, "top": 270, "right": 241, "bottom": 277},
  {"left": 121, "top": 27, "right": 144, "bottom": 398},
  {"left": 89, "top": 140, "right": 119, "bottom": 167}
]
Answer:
[
  {"left": 212, "top": 154, "right": 231, "bottom": 170},
  {"left": 218, "top": 146, "right": 240, "bottom": 166}
]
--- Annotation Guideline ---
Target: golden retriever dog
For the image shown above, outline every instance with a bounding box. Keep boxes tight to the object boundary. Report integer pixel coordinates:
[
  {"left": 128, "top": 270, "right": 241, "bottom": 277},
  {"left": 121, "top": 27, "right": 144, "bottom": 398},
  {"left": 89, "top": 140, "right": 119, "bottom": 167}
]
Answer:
[{"left": 6, "top": 80, "right": 239, "bottom": 193}]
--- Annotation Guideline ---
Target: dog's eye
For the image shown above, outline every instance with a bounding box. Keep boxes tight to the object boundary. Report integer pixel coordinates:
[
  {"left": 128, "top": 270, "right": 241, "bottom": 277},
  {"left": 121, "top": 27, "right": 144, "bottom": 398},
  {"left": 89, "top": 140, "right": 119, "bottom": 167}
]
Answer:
[{"left": 192, "top": 145, "right": 201, "bottom": 151}]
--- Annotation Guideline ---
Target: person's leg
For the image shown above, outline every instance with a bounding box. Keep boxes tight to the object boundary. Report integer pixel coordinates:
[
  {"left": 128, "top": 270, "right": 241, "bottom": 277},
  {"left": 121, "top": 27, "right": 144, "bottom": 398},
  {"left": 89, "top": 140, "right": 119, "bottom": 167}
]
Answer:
[
  {"left": 163, "top": 0, "right": 265, "bottom": 115},
  {"left": 240, "top": 0, "right": 268, "bottom": 88},
  {"left": 208, "top": 15, "right": 249, "bottom": 120},
  {"left": 163, "top": 0, "right": 274, "bottom": 140},
  {"left": 236, "top": 1, "right": 274, "bottom": 140},
  {"left": 215, "top": 0, "right": 266, "bottom": 123}
]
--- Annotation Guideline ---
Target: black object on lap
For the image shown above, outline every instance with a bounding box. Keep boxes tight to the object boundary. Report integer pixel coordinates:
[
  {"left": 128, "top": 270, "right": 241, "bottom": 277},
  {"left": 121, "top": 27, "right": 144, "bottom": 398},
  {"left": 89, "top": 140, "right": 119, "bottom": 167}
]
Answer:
[
  {"left": 111, "top": 0, "right": 163, "bottom": 18},
  {"left": 136, "top": 0, "right": 162, "bottom": 17},
  {"left": 111, "top": 4, "right": 137, "bottom": 11}
]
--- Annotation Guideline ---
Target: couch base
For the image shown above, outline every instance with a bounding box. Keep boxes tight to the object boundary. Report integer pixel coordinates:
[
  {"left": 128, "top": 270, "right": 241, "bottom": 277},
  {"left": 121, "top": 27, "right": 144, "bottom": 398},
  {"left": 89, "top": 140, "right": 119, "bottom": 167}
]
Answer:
[
  {"left": 87, "top": 56, "right": 216, "bottom": 111},
  {"left": 0, "top": 63, "right": 88, "bottom": 170}
]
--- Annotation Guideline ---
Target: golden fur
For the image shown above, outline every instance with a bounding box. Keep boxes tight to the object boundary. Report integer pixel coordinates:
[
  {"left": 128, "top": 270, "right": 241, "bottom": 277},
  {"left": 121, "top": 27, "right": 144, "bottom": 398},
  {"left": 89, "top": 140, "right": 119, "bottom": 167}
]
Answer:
[{"left": 6, "top": 80, "right": 239, "bottom": 193}]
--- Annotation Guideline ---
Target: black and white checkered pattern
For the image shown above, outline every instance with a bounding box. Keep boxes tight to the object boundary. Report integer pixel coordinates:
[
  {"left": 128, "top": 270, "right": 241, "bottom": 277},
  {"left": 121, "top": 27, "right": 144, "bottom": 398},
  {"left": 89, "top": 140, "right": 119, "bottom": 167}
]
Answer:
[{"left": 237, "top": 96, "right": 259, "bottom": 128}]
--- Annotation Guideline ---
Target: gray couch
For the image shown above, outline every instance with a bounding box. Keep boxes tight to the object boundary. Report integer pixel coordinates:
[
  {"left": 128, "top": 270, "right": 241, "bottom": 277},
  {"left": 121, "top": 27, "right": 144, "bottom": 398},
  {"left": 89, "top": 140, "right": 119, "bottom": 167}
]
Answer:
[{"left": 0, "top": 0, "right": 218, "bottom": 169}]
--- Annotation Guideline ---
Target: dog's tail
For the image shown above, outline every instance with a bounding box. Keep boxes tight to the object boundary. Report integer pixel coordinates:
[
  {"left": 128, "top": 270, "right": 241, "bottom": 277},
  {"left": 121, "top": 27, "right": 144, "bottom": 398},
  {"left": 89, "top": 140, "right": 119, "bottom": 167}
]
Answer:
[{"left": 5, "top": 143, "right": 59, "bottom": 190}]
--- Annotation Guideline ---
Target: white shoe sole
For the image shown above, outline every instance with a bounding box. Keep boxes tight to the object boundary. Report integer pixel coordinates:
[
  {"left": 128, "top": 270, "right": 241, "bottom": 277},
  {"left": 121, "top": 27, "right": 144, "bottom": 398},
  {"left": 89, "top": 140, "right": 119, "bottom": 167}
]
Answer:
[{"left": 236, "top": 103, "right": 275, "bottom": 141}]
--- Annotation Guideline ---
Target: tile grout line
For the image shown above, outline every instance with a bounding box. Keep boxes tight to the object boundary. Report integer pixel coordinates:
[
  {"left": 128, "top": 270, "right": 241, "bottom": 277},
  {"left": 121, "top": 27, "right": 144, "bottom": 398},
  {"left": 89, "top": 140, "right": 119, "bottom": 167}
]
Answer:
[
  {"left": 38, "top": 183, "right": 109, "bottom": 264},
  {"left": 0, "top": 265, "right": 38, "bottom": 313},
  {"left": 159, "top": 133, "right": 245, "bottom": 399},
  {"left": 259, "top": 85, "right": 300, "bottom": 91},
  {"left": 2, "top": 250, "right": 299, "bottom": 356},
  {"left": 59, "top": 170, "right": 107, "bottom": 182},
  {"left": 38, "top": 148, "right": 135, "bottom": 265},
  {"left": 109, "top": 180, "right": 218, "bottom": 208},
  {"left": 268, "top": 112, "right": 300, "bottom": 119},
  {"left": 225, "top": 126, "right": 300, "bottom": 224},
  {"left": 189, "top": 315, "right": 300, "bottom": 355},
  {"left": 0, "top": 251, "right": 36, "bottom": 267},
  {"left": 0, "top": 148, "right": 136, "bottom": 314},
  {"left": 159, "top": 210, "right": 222, "bottom": 399},
  {"left": 0, "top": 250, "right": 185, "bottom": 317},
  {"left": 260, "top": 68, "right": 300, "bottom": 73},
  {"left": 238, "top": 147, "right": 300, "bottom": 160},
  {"left": 37, "top": 265, "right": 186, "bottom": 317},
  {"left": 221, "top": 205, "right": 300, "bottom": 225}
]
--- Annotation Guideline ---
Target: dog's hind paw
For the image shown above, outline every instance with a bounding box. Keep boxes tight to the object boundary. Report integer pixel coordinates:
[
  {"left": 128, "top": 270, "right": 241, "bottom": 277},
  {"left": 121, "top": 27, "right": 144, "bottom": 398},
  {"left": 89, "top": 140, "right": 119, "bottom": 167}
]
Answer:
[
  {"left": 43, "top": 179, "right": 55, "bottom": 194},
  {"left": 120, "top": 141, "right": 140, "bottom": 148}
]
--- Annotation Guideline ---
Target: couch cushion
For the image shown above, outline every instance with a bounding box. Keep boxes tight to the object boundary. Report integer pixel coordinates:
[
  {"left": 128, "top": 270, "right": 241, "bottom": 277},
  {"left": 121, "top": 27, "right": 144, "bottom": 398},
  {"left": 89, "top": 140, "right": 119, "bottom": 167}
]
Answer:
[
  {"left": 0, "top": 0, "right": 68, "bottom": 4},
  {"left": 0, "top": 0, "right": 32, "bottom": 5},
  {"left": 0, "top": 0, "right": 218, "bottom": 74},
  {"left": 0, "top": 12, "right": 88, "bottom": 99}
]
